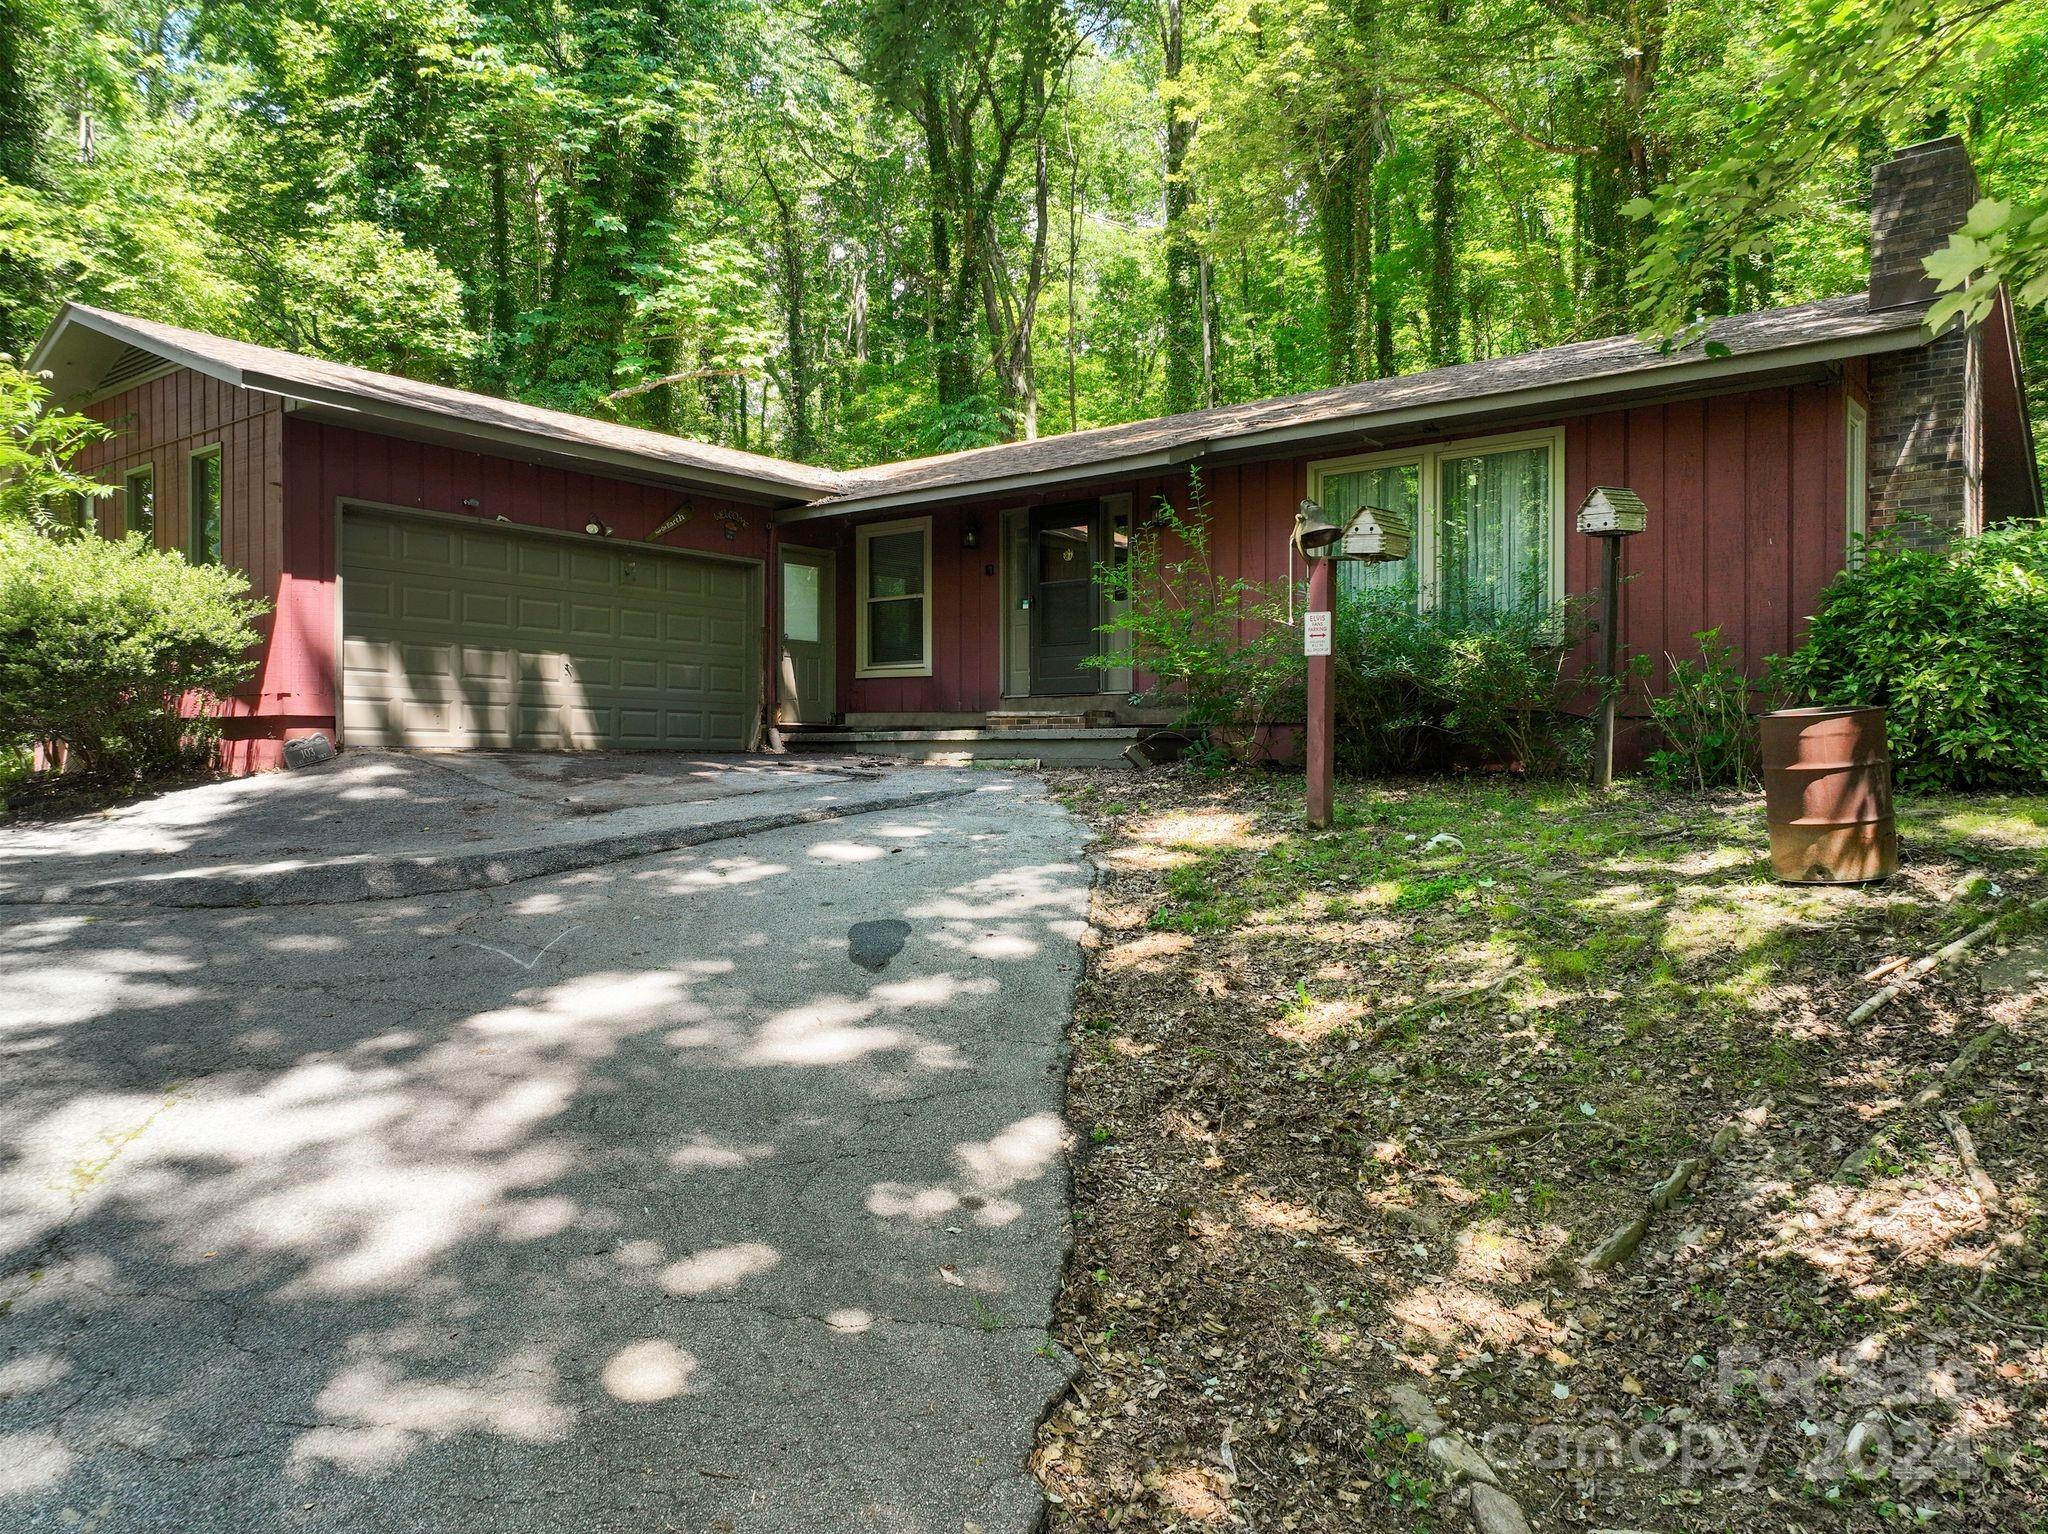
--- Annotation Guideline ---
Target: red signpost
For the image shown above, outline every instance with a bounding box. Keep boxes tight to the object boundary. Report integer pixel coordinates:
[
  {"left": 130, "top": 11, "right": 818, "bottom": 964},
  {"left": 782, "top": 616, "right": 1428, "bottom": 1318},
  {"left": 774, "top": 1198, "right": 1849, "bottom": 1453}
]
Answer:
[
  {"left": 1305, "top": 555, "right": 1336, "bottom": 829},
  {"left": 1295, "top": 497, "right": 1408, "bottom": 832}
]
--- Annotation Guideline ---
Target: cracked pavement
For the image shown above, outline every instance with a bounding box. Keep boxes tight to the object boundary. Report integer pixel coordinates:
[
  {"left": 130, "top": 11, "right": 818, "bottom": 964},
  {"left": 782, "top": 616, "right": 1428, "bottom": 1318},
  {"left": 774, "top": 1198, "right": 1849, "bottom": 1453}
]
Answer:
[{"left": 0, "top": 766, "right": 1089, "bottom": 1533}]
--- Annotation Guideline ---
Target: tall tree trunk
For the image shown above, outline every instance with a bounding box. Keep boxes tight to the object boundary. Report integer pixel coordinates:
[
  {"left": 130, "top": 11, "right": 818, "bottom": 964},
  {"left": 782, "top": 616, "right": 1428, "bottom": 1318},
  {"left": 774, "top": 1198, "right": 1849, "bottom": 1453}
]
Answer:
[
  {"left": 1198, "top": 248, "right": 1217, "bottom": 406},
  {"left": 1372, "top": 169, "right": 1393, "bottom": 376},
  {"left": 987, "top": 126, "right": 1050, "bottom": 440},
  {"left": 0, "top": 0, "right": 45, "bottom": 351},
  {"left": 1065, "top": 101, "right": 1081, "bottom": 434},
  {"left": 920, "top": 74, "right": 977, "bottom": 412},
  {"left": 763, "top": 166, "right": 817, "bottom": 461},
  {"left": 487, "top": 142, "right": 516, "bottom": 388},
  {"left": 1318, "top": 148, "right": 1361, "bottom": 385},
  {"left": 1161, "top": 0, "right": 1201, "bottom": 414}
]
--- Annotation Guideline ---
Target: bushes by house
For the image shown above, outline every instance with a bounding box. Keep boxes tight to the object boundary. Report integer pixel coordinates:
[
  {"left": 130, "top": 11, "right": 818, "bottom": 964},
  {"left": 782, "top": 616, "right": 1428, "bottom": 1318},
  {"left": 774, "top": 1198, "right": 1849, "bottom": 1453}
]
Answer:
[
  {"left": 1634, "top": 628, "right": 1762, "bottom": 791},
  {"left": 0, "top": 525, "right": 267, "bottom": 780},
  {"left": 1087, "top": 486, "right": 1304, "bottom": 732},
  {"left": 1772, "top": 522, "right": 2048, "bottom": 790},
  {"left": 1330, "top": 586, "right": 1591, "bottom": 777},
  {"left": 1099, "top": 493, "right": 1590, "bottom": 776}
]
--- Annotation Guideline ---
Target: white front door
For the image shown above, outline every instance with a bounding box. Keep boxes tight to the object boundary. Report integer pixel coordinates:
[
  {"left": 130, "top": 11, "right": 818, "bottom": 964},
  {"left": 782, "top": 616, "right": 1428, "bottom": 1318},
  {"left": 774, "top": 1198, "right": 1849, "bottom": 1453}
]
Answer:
[{"left": 777, "top": 546, "right": 836, "bottom": 725}]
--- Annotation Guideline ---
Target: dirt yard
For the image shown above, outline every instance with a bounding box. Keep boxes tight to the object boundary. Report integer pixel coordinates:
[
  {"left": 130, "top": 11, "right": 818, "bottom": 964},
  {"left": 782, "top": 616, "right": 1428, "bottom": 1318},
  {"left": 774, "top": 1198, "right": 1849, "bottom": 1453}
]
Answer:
[{"left": 1033, "top": 769, "right": 2048, "bottom": 1533}]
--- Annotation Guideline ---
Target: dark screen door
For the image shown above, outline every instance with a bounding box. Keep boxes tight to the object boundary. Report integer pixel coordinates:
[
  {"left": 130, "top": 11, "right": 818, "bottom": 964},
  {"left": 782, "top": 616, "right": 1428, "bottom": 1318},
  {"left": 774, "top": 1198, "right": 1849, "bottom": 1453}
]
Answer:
[{"left": 1030, "top": 505, "right": 1099, "bottom": 695}]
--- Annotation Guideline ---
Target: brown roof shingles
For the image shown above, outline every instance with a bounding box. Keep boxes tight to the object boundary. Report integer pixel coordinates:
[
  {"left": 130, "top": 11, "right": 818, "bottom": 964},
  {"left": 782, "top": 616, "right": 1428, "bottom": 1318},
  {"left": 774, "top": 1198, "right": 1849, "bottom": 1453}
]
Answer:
[
  {"left": 817, "top": 294, "right": 1931, "bottom": 508},
  {"left": 50, "top": 304, "right": 844, "bottom": 497},
  {"left": 50, "top": 292, "right": 1931, "bottom": 512}
]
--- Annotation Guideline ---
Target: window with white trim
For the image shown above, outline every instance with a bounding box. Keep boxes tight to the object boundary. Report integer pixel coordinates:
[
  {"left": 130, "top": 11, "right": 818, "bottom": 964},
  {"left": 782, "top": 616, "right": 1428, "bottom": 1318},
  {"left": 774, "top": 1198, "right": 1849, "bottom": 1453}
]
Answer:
[
  {"left": 1845, "top": 398, "right": 1868, "bottom": 562},
  {"left": 855, "top": 516, "right": 932, "bottom": 676},
  {"left": 1309, "top": 428, "right": 1565, "bottom": 612}
]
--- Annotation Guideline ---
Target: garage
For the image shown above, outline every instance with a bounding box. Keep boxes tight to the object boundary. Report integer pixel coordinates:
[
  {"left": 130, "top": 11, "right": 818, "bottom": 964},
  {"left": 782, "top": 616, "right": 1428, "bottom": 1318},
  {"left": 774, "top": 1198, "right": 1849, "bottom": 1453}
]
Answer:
[{"left": 339, "top": 507, "right": 758, "bottom": 751}]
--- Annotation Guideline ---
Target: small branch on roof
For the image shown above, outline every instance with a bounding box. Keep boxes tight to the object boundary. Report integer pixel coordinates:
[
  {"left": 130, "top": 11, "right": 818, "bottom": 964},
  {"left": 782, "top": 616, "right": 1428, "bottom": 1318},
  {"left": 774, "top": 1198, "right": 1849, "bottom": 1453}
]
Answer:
[{"left": 603, "top": 367, "right": 752, "bottom": 404}]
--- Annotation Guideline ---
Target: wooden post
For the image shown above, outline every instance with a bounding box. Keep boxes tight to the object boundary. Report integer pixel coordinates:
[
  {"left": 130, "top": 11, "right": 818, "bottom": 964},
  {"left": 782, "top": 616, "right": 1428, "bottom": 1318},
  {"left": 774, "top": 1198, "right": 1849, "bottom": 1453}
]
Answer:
[
  {"left": 1591, "top": 533, "right": 1622, "bottom": 791},
  {"left": 1305, "top": 554, "right": 1335, "bottom": 829}
]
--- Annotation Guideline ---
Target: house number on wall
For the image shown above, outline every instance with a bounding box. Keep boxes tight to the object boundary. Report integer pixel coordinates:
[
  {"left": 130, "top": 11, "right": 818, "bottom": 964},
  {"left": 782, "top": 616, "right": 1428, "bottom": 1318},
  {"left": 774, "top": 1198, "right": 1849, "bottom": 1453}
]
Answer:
[{"left": 1303, "top": 611, "right": 1332, "bottom": 656}]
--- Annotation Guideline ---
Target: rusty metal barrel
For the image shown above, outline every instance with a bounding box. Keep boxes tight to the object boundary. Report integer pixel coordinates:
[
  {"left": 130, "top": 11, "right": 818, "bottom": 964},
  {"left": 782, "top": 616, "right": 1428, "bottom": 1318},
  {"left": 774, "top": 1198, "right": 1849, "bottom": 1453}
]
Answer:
[{"left": 1760, "top": 706, "right": 1898, "bottom": 884}]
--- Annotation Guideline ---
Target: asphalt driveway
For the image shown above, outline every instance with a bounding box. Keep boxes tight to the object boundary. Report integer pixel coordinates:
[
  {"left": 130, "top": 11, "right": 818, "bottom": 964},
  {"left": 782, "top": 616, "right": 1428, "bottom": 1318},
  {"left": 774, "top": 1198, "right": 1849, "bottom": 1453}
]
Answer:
[{"left": 0, "top": 757, "right": 1089, "bottom": 1532}]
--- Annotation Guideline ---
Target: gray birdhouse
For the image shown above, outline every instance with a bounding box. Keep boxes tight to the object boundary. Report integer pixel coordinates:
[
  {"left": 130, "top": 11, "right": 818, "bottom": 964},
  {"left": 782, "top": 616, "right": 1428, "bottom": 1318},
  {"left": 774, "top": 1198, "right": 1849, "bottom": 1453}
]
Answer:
[
  {"left": 1576, "top": 486, "right": 1649, "bottom": 537},
  {"left": 1340, "top": 504, "right": 1413, "bottom": 563}
]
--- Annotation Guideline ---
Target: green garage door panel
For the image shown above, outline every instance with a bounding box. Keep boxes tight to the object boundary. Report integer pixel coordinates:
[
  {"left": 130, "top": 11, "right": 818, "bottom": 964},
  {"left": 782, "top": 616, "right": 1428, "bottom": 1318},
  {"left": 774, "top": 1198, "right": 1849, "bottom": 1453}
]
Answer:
[{"left": 340, "top": 510, "right": 756, "bottom": 750}]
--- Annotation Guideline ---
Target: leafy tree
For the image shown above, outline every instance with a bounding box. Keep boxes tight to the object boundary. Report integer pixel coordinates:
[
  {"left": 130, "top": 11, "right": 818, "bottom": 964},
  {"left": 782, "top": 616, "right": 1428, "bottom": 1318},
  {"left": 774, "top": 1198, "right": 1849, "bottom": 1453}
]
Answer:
[
  {"left": 0, "top": 0, "right": 2035, "bottom": 467},
  {"left": 0, "top": 357, "right": 111, "bottom": 530},
  {"left": 254, "top": 221, "right": 477, "bottom": 380}
]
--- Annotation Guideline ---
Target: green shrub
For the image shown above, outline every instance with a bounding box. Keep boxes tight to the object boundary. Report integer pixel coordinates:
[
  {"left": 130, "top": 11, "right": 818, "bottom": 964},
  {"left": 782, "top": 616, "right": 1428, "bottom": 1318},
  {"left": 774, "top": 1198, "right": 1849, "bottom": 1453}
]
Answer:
[
  {"left": 1097, "top": 484, "right": 1589, "bottom": 776},
  {"left": 0, "top": 525, "right": 268, "bottom": 779},
  {"left": 1089, "top": 478, "right": 1303, "bottom": 730},
  {"left": 1332, "top": 586, "right": 1591, "bottom": 777},
  {"left": 1771, "top": 522, "right": 2048, "bottom": 790},
  {"left": 1635, "top": 628, "right": 1761, "bottom": 791}
]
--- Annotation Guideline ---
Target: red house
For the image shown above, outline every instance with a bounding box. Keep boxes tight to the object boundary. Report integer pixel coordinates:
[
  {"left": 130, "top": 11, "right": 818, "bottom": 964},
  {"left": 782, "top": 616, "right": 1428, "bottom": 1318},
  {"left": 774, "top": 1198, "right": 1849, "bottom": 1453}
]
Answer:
[{"left": 33, "top": 138, "right": 2040, "bottom": 772}]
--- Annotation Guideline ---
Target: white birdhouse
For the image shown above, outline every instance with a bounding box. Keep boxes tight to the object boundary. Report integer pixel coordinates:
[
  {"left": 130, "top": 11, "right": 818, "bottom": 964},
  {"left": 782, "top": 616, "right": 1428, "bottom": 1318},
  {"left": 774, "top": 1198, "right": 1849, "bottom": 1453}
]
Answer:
[
  {"left": 1341, "top": 504, "right": 1413, "bottom": 563},
  {"left": 1576, "top": 486, "right": 1649, "bottom": 537}
]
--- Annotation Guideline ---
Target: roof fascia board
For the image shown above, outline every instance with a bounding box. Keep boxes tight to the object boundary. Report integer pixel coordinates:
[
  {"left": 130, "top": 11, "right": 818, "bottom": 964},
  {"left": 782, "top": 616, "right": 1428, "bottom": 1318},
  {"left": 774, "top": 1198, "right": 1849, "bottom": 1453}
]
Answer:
[
  {"left": 278, "top": 399, "right": 809, "bottom": 506},
  {"left": 264, "top": 378, "right": 828, "bottom": 502},
  {"left": 43, "top": 306, "right": 829, "bottom": 504},
  {"left": 35, "top": 305, "right": 251, "bottom": 393},
  {"left": 1200, "top": 360, "right": 1846, "bottom": 467},
  {"left": 795, "top": 323, "right": 1934, "bottom": 519},
  {"left": 775, "top": 442, "right": 1206, "bottom": 523}
]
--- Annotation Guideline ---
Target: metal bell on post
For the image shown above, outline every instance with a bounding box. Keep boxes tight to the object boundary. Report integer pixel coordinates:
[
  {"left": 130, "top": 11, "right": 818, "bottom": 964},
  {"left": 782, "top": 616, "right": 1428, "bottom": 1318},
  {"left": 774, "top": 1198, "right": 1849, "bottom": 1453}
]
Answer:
[{"left": 1293, "top": 500, "right": 1344, "bottom": 559}]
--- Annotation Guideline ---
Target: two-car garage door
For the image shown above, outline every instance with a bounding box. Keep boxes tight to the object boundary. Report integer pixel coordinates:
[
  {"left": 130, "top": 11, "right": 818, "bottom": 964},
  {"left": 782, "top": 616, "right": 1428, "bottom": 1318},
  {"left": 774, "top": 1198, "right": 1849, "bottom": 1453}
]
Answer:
[{"left": 340, "top": 508, "right": 756, "bottom": 751}]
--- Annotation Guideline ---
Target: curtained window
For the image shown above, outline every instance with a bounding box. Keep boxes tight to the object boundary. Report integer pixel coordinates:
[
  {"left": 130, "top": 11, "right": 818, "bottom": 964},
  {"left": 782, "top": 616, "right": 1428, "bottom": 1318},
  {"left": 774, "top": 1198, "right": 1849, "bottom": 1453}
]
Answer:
[{"left": 1314, "top": 431, "right": 1560, "bottom": 613}]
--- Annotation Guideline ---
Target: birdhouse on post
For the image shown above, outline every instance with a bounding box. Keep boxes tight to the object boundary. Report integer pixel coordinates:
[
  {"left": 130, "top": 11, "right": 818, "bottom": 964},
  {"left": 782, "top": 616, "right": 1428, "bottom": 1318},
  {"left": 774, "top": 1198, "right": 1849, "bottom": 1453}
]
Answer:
[
  {"left": 1576, "top": 486, "right": 1649, "bottom": 538},
  {"left": 1340, "top": 503, "right": 1413, "bottom": 563},
  {"left": 1575, "top": 486, "right": 1651, "bottom": 792},
  {"left": 1297, "top": 499, "right": 1412, "bottom": 831}
]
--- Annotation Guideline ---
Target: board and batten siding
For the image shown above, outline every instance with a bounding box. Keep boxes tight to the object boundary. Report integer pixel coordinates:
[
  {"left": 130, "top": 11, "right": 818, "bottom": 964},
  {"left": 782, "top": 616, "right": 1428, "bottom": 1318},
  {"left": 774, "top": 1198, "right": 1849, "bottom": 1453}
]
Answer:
[
  {"left": 1564, "top": 378, "right": 1851, "bottom": 687},
  {"left": 74, "top": 366, "right": 289, "bottom": 768},
  {"left": 780, "top": 503, "right": 1004, "bottom": 718},
  {"left": 816, "top": 377, "right": 1855, "bottom": 721}
]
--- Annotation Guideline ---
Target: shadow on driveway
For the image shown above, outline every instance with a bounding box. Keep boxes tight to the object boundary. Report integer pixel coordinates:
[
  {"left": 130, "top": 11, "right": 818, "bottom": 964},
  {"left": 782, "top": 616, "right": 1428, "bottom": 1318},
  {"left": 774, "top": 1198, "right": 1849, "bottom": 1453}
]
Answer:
[{"left": 0, "top": 776, "right": 1087, "bottom": 1532}]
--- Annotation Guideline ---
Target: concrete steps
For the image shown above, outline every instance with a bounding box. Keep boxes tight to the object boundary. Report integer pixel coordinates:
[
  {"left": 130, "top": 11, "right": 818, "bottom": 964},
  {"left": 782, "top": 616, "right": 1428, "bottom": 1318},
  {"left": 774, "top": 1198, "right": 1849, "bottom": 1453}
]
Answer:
[{"left": 782, "top": 725, "right": 1142, "bottom": 768}]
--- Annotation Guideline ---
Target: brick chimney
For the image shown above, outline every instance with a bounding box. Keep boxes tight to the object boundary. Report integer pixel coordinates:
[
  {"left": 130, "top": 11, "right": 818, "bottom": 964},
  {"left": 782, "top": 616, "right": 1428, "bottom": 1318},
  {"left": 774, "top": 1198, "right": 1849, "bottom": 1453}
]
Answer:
[{"left": 1868, "top": 136, "right": 1979, "bottom": 310}]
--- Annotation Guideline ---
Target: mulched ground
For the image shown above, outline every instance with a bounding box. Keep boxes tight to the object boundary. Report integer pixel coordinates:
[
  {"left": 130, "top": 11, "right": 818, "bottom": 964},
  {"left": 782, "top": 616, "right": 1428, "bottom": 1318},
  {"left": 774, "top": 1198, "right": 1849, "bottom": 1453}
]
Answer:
[
  {"left": 0, "top": 766, "right": 216, "bottom": 824},
  {"left": 1032, "top": 768, "right": 2048, "bottom": 1532}
]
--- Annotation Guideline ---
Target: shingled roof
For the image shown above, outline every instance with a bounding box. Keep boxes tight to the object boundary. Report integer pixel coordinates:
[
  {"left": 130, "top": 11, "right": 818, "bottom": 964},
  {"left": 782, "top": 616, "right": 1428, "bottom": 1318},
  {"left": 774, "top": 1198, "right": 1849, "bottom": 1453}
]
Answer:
[
  {"left": 31, "top": 303, "right": 844, "bottom": 500},
  {"left": 36, "top": 291, "right": 1936, "bottom": 514},
  {"left": 810, "top": 293, "right": 1934, "bottom": 514}
]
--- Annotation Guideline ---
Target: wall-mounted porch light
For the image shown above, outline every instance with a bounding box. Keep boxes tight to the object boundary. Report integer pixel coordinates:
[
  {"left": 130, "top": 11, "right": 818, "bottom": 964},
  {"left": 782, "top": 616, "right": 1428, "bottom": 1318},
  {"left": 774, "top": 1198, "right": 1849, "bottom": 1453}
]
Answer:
[{"left": 962, "top": 515, "right": 982, "bottom": 550}]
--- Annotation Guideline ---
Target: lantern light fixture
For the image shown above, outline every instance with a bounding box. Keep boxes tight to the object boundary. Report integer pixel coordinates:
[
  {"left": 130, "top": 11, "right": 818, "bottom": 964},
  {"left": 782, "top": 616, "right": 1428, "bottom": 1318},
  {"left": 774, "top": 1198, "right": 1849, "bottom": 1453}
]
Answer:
[{"left": 962, "top": 515, "right": 981, "bottom": 550}]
